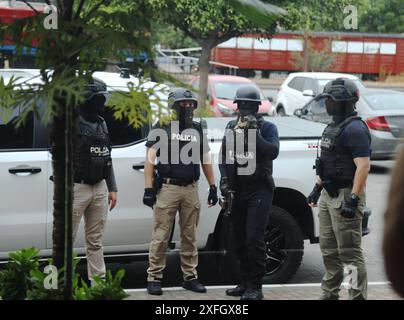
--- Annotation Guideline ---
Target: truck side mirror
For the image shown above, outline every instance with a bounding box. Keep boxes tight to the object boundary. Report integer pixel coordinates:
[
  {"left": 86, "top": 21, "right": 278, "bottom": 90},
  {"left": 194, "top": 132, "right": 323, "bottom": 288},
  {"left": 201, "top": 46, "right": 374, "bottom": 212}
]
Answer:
[
  {"left": 303, "top": 89, "right": 315, "bottom": 97},
  {"left": 294, "top": 109, "right": 303, "bottom": 117}
]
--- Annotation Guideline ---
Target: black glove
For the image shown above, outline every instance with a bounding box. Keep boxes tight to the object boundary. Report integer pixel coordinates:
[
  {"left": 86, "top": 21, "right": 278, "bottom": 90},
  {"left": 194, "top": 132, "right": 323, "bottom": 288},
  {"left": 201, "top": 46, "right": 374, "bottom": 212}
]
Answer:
[
  {"left": 307, "top": 183, "right": 323, "bottom": 205},
  {"left": 246, "top": 115, "right": 258, "bottom": 129},
  {"left": 341, "top": 194, "right": 359, "bottom": 218},
  {"left": 208, "top": 185, "right": 218, "bottom": 206},
  {"left": 220, "top": 177, "right": 230, "bottom": 196},
  {"left": 143, "top": 188, "right": 157, "bottom": 208}
]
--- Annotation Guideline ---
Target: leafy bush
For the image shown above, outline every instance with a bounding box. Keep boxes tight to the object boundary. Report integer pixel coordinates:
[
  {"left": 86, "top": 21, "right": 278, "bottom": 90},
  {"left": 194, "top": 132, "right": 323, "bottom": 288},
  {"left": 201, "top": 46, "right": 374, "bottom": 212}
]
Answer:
[
  {"left": 75, "top": 270, "right": 129, "bottom": 300},
  {"left": 0, "top": 248, "right": 129, "bottom": 300},
  {"left": 0, "top": 247, "right": 40, "bottom": 300},
  {"left": 26, "top": 258, "right": 81, "bottom": 300}
]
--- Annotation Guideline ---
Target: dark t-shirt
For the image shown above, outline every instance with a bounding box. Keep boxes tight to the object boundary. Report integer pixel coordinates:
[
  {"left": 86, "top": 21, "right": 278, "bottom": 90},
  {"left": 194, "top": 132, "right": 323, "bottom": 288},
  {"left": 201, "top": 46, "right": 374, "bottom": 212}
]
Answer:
[
  {"left": 145, "top": 121, "right": 211, "bottom": 159},
  {"left": 339, "top": 119, "right": 371, "bottom": 158}
]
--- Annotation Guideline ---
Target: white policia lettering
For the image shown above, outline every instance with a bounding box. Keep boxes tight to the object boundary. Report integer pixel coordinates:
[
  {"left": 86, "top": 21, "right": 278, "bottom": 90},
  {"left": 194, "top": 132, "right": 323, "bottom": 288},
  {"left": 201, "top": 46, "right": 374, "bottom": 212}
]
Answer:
[
  {"left": 90, "top": 146, "right": 110, "bottom": 156},
  {"left": 155, "top": 304, "right": 189, "bottom": 318},
  {"left": 171, "top": 132, "right": 198, "bottom": 142}
]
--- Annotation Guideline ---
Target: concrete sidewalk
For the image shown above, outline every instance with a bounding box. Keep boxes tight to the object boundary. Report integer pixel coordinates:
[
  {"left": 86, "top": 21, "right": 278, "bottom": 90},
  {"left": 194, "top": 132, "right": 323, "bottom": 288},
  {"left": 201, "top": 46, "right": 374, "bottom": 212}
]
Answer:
[{"left": 126, "top": 282, "right": 402, "bottom": 300}]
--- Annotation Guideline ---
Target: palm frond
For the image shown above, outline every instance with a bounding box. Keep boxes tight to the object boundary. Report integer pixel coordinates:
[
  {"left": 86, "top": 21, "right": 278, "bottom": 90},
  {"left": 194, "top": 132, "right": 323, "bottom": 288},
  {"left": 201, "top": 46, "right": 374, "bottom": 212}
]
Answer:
[{"left": 226, "top": 0, "right": 287, "bottom": 28}]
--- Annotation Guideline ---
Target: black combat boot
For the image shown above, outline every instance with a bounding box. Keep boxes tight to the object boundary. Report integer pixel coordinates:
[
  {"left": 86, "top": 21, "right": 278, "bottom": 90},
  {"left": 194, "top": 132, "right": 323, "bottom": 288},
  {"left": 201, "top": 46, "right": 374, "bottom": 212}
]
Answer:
[
  {"left": 147, "top": 281, "right": 163, "bottom": 295},
  {"left": 182, "top": 278, "right": 207, "bottom": 293},
  {"left": 318, "top": 292, "right": 339, "bottom": 300},
  {"left": 226, "top": 285, "right": 247, "bottom": 297},
  {"left": 240, "top": 289, "right": 264, "bottom": 300}
]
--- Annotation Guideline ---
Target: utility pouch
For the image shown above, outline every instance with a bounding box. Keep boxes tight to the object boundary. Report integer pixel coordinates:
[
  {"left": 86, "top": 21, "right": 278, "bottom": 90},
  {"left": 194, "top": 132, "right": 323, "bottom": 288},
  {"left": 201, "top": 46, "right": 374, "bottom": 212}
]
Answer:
[
  {"left": 153, "top": 171, "right": 163, "bottom": 192},
  {"left": 314, "top": 158, "right": 323, "bottom": 177},
  {"left": 323, "top": 181, "right": 339, "bottom": 198}
]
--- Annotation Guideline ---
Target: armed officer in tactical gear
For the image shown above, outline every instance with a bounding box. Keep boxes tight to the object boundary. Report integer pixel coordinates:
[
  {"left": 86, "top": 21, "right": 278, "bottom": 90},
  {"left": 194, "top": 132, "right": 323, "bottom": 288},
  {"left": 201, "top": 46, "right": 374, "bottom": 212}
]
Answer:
[
  {"left": 143, "top": 88, "right": 218, "bottom": 295},
  {"left": 307, "top": 78, "right": 371, "bottom": 300},
  {"left": 72, "top": 78, "right": 117, "bottom": 283},
  {"left": 219, "top": 86, "right": 279, "bottom": 300}
]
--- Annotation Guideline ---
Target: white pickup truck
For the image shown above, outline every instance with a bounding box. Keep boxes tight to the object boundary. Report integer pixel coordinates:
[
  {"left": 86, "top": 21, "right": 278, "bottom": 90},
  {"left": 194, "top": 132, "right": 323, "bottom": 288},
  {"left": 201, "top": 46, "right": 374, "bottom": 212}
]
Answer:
[
  {"left": 0, "top": 106, "right": 329, "bottom": 286},
  {"left": 1, "top": 70, "right": 349, "bottom": 283}
]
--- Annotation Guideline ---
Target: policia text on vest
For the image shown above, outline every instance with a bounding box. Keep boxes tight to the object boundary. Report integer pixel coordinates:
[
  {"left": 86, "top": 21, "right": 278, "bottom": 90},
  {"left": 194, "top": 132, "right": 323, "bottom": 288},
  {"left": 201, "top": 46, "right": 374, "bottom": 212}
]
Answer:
[{"left": 146, "top": 121, "right": 261, "bottom": 176}]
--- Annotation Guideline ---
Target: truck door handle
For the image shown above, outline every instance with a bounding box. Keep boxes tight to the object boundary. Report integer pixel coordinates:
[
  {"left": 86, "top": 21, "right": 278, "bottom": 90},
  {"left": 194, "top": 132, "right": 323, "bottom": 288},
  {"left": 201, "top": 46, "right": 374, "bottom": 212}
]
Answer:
[
  {"left": 132, "top": 162, "right": 145, "bottom": 171},
  {"left": 9, "top": 165, "right": 42, "bottom": 175}
]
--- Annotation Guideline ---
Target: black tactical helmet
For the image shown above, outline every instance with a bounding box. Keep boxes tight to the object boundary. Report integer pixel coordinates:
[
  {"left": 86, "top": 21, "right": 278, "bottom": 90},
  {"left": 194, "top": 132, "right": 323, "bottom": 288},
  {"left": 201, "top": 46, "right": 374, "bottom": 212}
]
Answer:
[
  {"left": 168, "top": 88, "right": 197, "bottom": 109},
  {"left": 323, "top": 78, "right": 359, "bottom": 102},
  {"left": 84, "top": 77, "right": 108, "bottom": 102},
  {"left": 233, "top": 86, "right": 262, "bottom": 105}
]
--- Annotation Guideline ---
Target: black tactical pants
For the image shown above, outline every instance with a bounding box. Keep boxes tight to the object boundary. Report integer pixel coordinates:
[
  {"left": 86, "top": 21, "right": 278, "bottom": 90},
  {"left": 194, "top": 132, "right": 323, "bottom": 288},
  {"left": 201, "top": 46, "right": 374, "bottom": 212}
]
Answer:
[{"left": 231, "top": 182, "right": 273, "bottom": 289}]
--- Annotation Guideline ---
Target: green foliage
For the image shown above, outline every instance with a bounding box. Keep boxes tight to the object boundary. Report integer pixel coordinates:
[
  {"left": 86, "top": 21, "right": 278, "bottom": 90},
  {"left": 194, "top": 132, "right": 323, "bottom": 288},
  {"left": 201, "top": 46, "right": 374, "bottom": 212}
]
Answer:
[
  {"left": 26, "top": 257, "right": 81, "bottom": 300},
  {"left": 0, "top": 247, "right": 129, "bottom": 300},
  {"left": 226, "top": 0, "right": 287, "bottom": 29},
  {"left": 148, "top": 0, "right": 278, "bottom": 46},
  {"left": 0, "top": 0, "right": 157, "bottom": 126},
  {"left": 26, "top": 268, "right": 65, "bottom": 300},
  {"left": 152, "top": 22, "right": 198, "bottom": 49},
  {"left": 75, "top": 270, "right": 129, "bottom": 300},
  {"left": 271, "top": 0, "right": 358, "bottom": 32},
  {"left": 358, "top": 0, "right": 404, "bottom": 33},
  {"left": 108, "top": 80, "right": 170, "bottom": 128},
  {"left": 0, "top": 247, "right": 40, "bottom": 300}
]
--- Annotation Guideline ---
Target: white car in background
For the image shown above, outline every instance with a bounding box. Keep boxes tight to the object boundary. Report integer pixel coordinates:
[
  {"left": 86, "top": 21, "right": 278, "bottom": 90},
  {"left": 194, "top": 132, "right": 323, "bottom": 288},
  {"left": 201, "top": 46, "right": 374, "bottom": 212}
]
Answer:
[{"left": 275, "top": 72, "right": 365, "bottom": 116}]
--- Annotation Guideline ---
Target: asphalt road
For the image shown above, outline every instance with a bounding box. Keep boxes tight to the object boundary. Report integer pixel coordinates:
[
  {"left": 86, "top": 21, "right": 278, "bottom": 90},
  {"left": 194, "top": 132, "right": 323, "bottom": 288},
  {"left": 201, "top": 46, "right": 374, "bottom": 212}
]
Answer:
[{"left": 95, "top": 159, "right": 395, "bottom": 289}]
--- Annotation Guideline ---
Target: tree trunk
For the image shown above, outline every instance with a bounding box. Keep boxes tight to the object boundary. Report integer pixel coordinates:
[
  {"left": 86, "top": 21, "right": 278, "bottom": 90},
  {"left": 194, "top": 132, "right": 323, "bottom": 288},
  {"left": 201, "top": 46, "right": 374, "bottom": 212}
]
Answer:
[
  {"left": 63, "top": 96, "right": 74, "bottom": 300},
  {"left": 51, "top": 112, "right": 66, "bottom": 271},
  {"left": 303, "top": 32, "right": 309, "bottom": 72},
  {"left": 50, "top": 84, "right": 75, "bottom": 300},
  {"left": 198, "top": 43, "right": 211, "bottom": 110}
]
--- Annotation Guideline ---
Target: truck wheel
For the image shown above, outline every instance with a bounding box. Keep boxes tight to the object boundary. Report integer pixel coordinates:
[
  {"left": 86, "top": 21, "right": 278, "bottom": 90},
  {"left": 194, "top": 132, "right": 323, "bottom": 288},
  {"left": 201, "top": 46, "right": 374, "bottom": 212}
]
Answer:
[
  {"left": 215, "top": 205, "right": 304, "bottom": 284},
  {"left": 263, "top": 205, "right": 304, "bottom": 284},
  {"left": 277, "top": 106, "right": 286, "bottom": 116}
]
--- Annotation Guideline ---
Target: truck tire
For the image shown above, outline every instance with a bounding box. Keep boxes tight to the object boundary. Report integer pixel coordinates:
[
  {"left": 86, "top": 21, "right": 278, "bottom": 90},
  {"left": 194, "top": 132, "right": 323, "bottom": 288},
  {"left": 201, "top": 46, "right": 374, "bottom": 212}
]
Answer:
[
  {"left": 277, "top": 106, "right": 286, "bottom": 116},
  {"left": 262, "top": 205, "right": 304, "bottom": 284},
  {"left": 215, "top": 205, "right": 304, "bottom": 284}
]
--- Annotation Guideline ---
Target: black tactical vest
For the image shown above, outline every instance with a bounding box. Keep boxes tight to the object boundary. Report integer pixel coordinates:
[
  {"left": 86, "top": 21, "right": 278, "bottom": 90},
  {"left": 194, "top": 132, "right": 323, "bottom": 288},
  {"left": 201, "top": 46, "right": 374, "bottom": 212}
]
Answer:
[
  {"left": 319, "top": 116, "right": 370, "bottom": 184},
  {"left": 156, "top": 122, "right": 203, "bottom": 181},
  {"left": 75, "top": 116, "right": 112, "bottom": 184},
  {"left": 226, "top": 118, "right": 274, "bottom": 187}
]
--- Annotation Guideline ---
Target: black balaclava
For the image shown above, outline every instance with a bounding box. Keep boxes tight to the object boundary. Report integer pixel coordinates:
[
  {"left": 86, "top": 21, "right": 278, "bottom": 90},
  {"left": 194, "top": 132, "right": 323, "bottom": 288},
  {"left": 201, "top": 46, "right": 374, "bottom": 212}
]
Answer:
[
  {"left": 325, "top": 99, "right": 355, "bottom": 123},
  {"left": 173, "top": 103, "right": 194, "bottom": 131},
  {"left": 81, "top": 94, "right": 106, "bottom": 122}
]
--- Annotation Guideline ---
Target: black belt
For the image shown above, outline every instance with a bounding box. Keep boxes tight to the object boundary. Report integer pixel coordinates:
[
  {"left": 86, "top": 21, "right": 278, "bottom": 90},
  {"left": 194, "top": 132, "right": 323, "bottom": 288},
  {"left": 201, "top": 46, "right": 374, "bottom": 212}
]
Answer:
[
  {"left": 74, "top": 178, "right": 102, "bottom": 185},
  {"left": 162, "top": 177, "right": 195, "bottom": 186}
]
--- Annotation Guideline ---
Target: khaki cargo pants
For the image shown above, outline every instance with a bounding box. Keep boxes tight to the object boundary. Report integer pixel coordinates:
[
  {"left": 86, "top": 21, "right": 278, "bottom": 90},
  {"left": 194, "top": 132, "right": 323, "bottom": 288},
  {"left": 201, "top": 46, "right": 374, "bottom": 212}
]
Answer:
[
  {"left": 147, "top": 182, "right": 201, "bottom": 282},
  {"left": 319, "top": 187, "right": 368, "bottom": 300},
  {"left": 72, "top": 180, "right": 109, "bottom": 281}
]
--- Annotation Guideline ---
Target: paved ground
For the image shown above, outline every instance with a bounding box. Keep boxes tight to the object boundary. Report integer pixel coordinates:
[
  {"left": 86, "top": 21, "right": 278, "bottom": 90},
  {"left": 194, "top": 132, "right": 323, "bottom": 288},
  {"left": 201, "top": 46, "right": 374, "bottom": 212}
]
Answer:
[
  {"left": 98, "top": 160, "right": 395, "bottom": 290},
  {"left": 126, "top": 283, "right": 402, "bottom": 300}
]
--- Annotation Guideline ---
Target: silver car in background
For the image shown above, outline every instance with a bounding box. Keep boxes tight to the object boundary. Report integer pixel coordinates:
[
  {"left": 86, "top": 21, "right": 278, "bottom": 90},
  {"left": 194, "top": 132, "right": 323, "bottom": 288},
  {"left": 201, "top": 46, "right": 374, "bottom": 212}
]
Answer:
[{"left": 294, "top": 88, "right": 404, "bottom": 160}]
